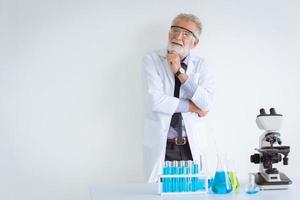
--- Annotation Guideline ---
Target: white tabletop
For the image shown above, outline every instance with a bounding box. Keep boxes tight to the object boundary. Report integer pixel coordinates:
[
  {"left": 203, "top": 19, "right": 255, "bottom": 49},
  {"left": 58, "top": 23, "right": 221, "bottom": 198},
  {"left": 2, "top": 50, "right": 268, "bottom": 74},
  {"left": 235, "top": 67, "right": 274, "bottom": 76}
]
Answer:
[{"left": 90, "top": 178, "right": 298, "bottom": 200}]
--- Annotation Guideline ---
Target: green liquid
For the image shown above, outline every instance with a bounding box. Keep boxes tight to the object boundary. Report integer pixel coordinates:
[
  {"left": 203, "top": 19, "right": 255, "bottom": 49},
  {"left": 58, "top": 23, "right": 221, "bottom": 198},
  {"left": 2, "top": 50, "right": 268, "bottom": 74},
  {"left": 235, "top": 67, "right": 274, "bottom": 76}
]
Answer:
[{"left": 228, "top": 171, "right": 240, "bottom": 191}]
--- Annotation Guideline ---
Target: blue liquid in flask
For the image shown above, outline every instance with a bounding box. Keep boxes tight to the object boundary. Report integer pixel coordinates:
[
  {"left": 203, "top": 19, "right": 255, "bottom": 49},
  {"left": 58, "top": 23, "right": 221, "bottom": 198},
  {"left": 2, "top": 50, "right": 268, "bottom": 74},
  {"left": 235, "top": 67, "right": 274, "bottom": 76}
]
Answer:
[{"left": 211, "top": 171, "right": 232, "bottom": 194}]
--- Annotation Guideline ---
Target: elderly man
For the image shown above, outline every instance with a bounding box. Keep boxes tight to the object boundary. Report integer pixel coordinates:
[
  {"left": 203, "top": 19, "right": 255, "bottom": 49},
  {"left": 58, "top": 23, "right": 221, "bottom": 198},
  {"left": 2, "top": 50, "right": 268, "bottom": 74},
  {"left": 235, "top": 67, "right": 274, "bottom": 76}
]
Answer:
[{"left": 142, "top": 13, "right": 214, "bottom": 182}]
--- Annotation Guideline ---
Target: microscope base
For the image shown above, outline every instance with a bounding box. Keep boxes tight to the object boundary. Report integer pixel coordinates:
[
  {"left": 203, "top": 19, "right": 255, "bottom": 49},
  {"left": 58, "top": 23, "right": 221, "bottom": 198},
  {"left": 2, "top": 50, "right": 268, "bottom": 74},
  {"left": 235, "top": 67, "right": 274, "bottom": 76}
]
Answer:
[{"left": 255, "top": 172, "right": 292, "bottom": 190}]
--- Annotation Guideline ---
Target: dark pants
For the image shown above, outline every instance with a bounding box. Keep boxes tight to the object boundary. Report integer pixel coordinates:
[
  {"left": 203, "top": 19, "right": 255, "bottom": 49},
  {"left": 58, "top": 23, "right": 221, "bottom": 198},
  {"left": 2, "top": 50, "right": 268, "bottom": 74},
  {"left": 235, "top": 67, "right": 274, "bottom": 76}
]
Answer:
[{"left": 164, "top": 142, "right": 193, "bottom": 161}]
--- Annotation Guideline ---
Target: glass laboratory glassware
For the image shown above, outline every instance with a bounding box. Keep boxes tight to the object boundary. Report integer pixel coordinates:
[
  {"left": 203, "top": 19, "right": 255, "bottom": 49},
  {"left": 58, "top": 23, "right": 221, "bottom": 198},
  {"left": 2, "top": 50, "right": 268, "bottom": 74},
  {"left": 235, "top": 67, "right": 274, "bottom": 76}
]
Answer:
[
  {"left": 227, "top": 160, "right": 240, "bottom": 191},
  {"left": 162, "top": 161, "right": 171, "bottom": 192},
  {"left": 245, "top": 173, "right": 260, "bottom": 194},
  {"left": 187, "top": 160, "right": 193, "bottom": 192},
  {"left": 211, "top": 153, "right": 233, "bottom": 194},
  {"left": 182, "top": 161, "right": 189, "bottom": 192},
  {"left": 168, "top": 161, "right": 179, "bottom": 192}
]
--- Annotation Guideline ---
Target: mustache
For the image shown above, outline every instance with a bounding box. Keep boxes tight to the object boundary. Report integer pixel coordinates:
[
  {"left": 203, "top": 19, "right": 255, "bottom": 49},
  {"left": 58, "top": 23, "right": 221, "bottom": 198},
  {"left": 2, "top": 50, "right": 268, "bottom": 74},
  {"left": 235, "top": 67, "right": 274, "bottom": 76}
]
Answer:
[{"left": 171, "top": 42, "right": 183, "bottom": 46}]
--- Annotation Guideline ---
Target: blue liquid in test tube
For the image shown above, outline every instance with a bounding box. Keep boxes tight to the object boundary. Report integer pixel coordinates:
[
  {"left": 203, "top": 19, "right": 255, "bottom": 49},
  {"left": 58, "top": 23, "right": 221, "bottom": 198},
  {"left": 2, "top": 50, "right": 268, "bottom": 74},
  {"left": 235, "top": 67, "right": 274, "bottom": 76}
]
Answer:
[
  {"left": 182, "top": 161, "right": 188, "bottom": 192},
  {"left": 170, "top": 161, "right": 176, "bottom": 192},
  {"left": 179, "top": 161, "right": 185, "bottom": 192},
  {"left": 163, "top": 161, "right": 171, "bottom": 192},
  {"left": 187, "top": 160, "right": 193, "bottom": 192},
  {"left": 175, "top": 161, "right": 180, "bottom": 192},
  {"left": 191, "top": 161, "right": 199, "bottom": 191},
  {"left": 162, "top": 162, "right": 167, "bottom": 192}
]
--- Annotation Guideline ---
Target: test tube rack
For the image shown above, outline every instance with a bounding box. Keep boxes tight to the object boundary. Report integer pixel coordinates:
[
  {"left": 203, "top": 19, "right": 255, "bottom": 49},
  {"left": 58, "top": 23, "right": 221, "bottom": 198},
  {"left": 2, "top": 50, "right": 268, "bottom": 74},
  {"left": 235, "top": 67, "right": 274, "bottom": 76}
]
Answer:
[{"left": 158, "top": 160, "right": 210, "bottom": 195}]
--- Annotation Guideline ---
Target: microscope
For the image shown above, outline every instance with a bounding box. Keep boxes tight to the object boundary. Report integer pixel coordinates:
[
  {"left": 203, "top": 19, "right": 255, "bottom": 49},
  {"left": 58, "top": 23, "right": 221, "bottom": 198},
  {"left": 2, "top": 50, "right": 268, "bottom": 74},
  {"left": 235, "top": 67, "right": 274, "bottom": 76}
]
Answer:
[{"left": 250, "top": 108, "right": 292, "bottom": 190}]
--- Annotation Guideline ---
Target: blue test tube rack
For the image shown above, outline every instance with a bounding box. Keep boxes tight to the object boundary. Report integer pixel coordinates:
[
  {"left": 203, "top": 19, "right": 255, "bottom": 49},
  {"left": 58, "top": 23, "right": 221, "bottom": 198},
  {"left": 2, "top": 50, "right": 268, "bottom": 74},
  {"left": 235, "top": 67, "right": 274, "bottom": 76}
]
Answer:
[{"left": 159, "top": 160, "right": 210, "bottom": 195}]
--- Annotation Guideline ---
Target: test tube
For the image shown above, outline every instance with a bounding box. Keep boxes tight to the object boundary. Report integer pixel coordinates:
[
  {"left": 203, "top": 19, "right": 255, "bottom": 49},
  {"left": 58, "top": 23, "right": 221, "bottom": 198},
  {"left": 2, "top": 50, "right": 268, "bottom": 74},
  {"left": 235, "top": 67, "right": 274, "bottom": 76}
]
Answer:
[
  {"left": 174, "top": 161, "right": 179, "bottom": 192},
  {"left": 162, "top": 161, "right": 167, "bottom": 192},
  {"left": 179, "top": 160, "right": 185, "bottom": 192},
  {"left": 164, "top": 161, "right": 171, "bottom": 192},
  {"left": 191, "top": 160, "right": 198, "bottom": 191},
  {"left": 169, "top": 161, "right": 174, "bottom": 192},
  {"left": 195, "top": 160, "right": 200, "bottom": 191},
  {"left": 200, "top": 155, "right": 204, "bottom": 171},
  {"left": 177, "top": 161, "right": 181, "bottom": 192},
  {"left": 187, "top": 160, "right": 193, "bottom": 192},
  {"left": 193, "top": 160, "right": 199, "bottom": 174},
  {"left": 182, "top": 161, "right": 189, "bottom": 192}
]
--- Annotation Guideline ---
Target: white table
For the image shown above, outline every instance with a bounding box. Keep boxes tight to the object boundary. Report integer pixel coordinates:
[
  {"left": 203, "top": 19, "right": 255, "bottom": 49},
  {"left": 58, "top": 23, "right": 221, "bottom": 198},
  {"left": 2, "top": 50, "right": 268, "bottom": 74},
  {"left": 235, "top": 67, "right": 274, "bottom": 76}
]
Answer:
[{"left": 90, "top": 178, "right": 298, "bottom": 200}]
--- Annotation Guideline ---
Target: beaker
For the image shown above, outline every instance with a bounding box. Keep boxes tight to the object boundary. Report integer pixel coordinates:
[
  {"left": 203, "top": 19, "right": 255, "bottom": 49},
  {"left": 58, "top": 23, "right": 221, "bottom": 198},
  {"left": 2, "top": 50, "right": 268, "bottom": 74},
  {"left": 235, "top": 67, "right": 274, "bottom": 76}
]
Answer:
[{"left": 211, "top": 153, "right": 232, "bottom": 194}]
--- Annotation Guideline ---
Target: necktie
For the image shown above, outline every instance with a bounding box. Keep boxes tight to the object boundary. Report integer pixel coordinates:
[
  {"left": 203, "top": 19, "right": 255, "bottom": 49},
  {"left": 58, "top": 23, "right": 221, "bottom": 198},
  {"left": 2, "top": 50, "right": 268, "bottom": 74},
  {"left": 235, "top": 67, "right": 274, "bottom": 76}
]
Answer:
[{"left": 170, "top": 62, "right": 187, "bottom": 144}]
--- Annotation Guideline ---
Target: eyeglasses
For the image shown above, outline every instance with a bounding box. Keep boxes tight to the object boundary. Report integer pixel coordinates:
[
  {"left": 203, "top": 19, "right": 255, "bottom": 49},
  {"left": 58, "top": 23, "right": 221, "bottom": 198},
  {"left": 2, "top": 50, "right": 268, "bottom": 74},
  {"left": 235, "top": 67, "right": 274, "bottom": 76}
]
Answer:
[{"left": 169, "top": 26, "right": 198, "bottom": 40}]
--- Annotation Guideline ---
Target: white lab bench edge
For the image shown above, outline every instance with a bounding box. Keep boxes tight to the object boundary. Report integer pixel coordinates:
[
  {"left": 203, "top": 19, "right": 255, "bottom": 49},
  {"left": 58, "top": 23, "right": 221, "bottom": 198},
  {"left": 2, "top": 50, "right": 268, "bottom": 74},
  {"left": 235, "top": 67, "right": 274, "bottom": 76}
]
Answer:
[{"left": 90, "top": 178, "right": 299, "bottom": 200}]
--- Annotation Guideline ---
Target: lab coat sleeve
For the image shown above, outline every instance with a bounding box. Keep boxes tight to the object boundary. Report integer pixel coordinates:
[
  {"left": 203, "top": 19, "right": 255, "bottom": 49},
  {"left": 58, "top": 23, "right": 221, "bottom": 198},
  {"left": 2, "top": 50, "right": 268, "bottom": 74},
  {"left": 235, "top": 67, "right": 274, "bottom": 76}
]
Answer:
[
  {"left": 190, "top": 60, "right": 214, "bottom": 112},
  {"left": 175, "top": 99, "right": 189, "bottom": 113},
  {"left": 142, "top": 54, "right": 179, "bottom": 115}
]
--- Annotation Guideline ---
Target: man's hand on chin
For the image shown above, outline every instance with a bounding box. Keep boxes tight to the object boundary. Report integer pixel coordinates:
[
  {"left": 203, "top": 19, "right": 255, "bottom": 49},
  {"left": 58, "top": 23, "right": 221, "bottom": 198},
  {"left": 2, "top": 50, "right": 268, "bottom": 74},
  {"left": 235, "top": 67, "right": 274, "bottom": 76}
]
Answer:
[{"left": 167, "top": 52, "right": 181, "bottom": 74}]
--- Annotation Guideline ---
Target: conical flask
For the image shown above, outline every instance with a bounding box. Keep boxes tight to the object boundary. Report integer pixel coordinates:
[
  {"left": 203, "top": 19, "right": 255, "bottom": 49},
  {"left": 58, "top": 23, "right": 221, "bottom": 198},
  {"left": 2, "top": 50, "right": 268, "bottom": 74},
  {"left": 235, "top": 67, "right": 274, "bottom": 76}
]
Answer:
[
  {"left": 227, "top": 159, "right": 240, "bottom": 191},
  {"left": 211, "top": 153, "right": 232, "bottom": 194}
]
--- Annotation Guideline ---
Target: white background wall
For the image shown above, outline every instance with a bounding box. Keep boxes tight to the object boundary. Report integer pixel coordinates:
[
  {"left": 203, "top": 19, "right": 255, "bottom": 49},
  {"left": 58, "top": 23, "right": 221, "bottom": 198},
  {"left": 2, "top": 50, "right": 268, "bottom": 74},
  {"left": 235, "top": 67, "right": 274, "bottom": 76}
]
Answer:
[{"left": 1, "top": 0, "right": 300, "bottom": 199}]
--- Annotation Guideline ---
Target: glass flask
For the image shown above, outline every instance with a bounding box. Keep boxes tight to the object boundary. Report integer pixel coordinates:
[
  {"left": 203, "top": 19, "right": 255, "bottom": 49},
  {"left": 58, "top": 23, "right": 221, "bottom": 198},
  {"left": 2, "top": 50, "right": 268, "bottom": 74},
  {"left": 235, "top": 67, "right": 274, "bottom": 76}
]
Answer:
[
  {"left": 245, "top": 173, "right": 260, "bottom": 194},
  {"left": 211, "top": 154, "right": 233, "bottom": 194},
  {"left": 227, "top": 160, "right": 240, "bottom": 191}
]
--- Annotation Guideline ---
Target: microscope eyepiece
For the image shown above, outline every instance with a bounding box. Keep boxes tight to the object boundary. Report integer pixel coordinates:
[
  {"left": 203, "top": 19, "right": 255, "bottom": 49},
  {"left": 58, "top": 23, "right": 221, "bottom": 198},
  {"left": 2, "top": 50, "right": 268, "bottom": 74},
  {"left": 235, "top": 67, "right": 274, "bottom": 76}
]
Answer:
[
  {"left": 259, "top": 108, "right": 267, "bottom": 115},
  {"left": 270, "top": 108, "right": 277, "bottom": 115}
]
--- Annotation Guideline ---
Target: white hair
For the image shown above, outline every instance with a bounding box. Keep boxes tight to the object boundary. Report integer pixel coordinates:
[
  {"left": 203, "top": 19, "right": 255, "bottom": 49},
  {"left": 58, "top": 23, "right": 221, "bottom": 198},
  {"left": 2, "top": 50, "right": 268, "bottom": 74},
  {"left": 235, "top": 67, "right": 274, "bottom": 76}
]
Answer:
[{"left": 171, "top": 13, "right": 202, "bottom": 36}]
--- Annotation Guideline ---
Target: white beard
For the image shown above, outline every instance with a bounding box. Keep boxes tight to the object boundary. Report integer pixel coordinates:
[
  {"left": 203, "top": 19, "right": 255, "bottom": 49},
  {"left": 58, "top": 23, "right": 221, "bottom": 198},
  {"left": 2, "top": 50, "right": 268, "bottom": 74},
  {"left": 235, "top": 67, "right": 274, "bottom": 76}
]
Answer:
[{"left": 167, "top": 43, "right": 190, "bottom": 58}]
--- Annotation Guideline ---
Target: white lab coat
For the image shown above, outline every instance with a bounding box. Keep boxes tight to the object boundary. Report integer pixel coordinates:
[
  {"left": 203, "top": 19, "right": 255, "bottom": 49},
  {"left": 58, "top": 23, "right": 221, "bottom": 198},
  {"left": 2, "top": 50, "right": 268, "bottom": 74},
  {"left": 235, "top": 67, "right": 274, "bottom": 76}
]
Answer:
[{"left": 141, "top": 49, "right": 216, "bottom": 183}]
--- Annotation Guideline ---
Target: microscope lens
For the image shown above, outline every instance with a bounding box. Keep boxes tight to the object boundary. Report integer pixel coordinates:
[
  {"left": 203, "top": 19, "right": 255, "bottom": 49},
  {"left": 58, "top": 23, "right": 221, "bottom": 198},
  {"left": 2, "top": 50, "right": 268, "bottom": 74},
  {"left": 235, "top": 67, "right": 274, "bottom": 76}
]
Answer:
[
  {"left": 259, "top": 108, "right": 266, "bottom": 115},
  {"left": 270, "top": 108, "right": 277, "bottom": 115}
]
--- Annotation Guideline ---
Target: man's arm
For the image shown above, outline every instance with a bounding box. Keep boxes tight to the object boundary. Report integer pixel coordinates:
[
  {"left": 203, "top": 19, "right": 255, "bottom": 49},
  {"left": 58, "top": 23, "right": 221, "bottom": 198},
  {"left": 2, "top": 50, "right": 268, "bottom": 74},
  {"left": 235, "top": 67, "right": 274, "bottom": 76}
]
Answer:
[
  {"left": 167, "top": 53, "right": 213, "bottom": 116},
  {"left": 188, "top": 100, "right": 208, "bottom": 117},
  {"left": 178, "top": 61, "right": 214, "bottom": 115},
  {"left": 167, "top": 52, "right": 212, "bottom": 116}
]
